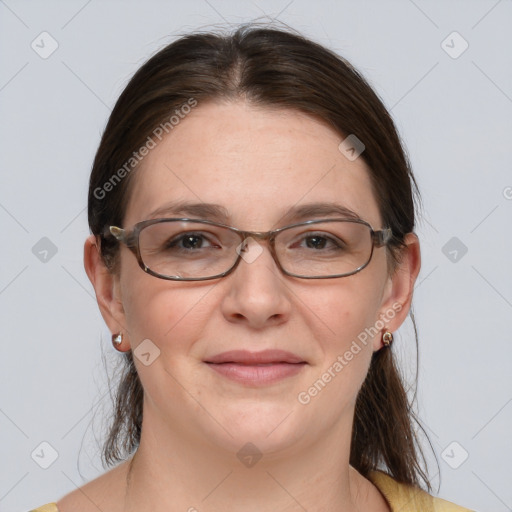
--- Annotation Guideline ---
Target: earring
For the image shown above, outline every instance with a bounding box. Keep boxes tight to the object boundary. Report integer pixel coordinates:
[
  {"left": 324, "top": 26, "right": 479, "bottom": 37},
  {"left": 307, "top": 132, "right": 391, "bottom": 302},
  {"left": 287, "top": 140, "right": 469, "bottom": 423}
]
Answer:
[
  {"left": 112, "top": 332, "right": 123, "bottom": 350},
  {"left": 382, "top": 331, "right": 393, "bottom": 348}
]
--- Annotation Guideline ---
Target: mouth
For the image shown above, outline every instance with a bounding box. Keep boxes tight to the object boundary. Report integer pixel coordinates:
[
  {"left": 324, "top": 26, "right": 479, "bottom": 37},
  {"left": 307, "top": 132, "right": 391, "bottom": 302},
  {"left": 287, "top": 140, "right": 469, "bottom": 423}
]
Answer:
[
  {"left": 204, "top": 350, "right": 307, "bottom": 386},
  {"left": 204, "top": 349, "right": 306, "bottom": 365}
]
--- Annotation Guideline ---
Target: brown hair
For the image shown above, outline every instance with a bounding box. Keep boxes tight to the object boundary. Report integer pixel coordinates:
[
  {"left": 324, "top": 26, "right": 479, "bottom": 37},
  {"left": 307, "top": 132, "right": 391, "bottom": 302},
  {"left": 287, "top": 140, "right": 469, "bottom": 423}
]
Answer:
[{"left": 88, "top": 23, "right": 438, "bottom": 492}]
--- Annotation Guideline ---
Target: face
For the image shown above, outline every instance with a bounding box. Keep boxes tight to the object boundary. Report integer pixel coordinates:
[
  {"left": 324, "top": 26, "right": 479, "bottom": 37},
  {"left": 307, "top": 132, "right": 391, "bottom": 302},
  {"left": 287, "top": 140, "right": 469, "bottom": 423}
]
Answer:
[{"left": 95, "top": 101, "right": 412, "bottom": 457}]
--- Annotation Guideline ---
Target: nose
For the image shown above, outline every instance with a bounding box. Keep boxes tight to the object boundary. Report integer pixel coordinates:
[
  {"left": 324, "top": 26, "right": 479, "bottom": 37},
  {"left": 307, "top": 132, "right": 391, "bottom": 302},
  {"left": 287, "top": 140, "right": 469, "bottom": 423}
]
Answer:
[{"left": 220, "top": 237, "right": 292, "bottom": 329}]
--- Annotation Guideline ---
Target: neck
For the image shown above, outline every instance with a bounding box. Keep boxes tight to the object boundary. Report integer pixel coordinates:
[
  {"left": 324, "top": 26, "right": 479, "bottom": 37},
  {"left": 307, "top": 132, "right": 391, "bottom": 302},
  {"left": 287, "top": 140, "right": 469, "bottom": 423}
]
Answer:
[{"left": 121, "top": 404, "right": 386, "bottom": 512}]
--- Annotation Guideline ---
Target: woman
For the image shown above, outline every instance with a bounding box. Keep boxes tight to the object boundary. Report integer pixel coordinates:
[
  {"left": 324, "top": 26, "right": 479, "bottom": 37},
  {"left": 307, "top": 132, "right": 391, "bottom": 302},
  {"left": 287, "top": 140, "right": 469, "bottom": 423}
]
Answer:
[{"left": 30, "top": 25, "right": 474, "bottom": 512}]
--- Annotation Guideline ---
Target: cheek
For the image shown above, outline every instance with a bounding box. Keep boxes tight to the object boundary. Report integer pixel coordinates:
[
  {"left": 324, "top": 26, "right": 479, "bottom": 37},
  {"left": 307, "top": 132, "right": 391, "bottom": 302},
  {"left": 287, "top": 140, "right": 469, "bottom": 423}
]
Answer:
[
  {"left": 308, "top": 301, "right": 377, "bottom": 403},
  {"left": 120, "top": 268, "right": 215, "bottom": 352},
  {"left": 298, "top": 279, "right": 382, "bottom": 391},
  {"left": 304, "top": 278, "right": 382, "bottom": 348},
  {"left": 321, "top": 298, "right": 375, "bottom": 378}
]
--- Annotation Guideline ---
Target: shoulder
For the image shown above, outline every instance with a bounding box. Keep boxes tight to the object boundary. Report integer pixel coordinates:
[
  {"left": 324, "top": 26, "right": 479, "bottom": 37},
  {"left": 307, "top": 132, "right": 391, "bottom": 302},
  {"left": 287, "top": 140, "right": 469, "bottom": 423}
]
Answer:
[
  {"left": 367, "top": 469, "right": 476, "bottom": 512},
  {"left": 55, "top": 460, "right": 131, "bottom": 512}
]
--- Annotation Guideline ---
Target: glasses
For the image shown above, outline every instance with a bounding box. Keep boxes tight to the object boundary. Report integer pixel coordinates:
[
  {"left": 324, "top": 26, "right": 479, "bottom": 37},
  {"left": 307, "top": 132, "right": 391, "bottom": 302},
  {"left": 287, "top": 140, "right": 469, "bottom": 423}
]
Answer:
[{"left": 104, "top": 218, "right": 392, "bottom": 281}]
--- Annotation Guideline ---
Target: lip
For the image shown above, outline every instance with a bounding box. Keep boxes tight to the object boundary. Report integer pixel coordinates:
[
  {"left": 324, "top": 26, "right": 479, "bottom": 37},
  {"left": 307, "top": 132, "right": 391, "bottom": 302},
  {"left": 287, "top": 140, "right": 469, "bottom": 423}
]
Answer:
[
  {"left": 204, "top": 349, "right": 305, "bottom": 365},
  {"left": 204, "top": 350, "right": 307, "bottom": 386}
]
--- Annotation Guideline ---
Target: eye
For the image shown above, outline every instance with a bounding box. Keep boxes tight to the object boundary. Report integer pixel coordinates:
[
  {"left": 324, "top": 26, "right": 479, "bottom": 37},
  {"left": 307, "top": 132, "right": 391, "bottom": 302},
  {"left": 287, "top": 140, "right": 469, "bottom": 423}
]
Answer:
[
  {"left": 165, "top": 232, "right": 220, "bottom": 251},
  {"left": 293, "top": 232, "right": 346, "bottom": 251}
]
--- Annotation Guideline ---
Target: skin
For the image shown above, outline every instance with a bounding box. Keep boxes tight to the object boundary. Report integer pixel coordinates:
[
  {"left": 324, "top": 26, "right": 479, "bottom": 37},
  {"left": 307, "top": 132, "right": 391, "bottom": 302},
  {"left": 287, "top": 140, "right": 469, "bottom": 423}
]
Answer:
[{"left": 69, "top": 100, "right": 420, "bottom": 512}]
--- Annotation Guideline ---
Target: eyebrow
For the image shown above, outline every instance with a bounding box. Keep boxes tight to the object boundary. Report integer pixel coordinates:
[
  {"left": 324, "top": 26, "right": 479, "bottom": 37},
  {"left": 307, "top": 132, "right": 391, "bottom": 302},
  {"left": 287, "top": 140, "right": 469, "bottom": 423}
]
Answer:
[{"left": 145, "top": 200, "right": 363, "bottom": 225}]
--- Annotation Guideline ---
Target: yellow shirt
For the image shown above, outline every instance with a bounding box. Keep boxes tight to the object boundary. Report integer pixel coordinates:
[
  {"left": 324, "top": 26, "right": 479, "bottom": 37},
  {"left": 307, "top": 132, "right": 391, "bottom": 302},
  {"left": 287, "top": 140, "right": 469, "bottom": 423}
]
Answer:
[
  {"left": 28, "top": 469, "right": 474, "bottom": 511},
  {"left": 367, "top": 469, "right": 475, "bottom": 511}
]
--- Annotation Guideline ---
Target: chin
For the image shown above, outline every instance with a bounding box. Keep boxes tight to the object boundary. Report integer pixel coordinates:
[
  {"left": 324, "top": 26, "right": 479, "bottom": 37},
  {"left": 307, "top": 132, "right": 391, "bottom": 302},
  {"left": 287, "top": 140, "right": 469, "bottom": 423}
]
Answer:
[{"left": 200, "top": 399, "right": 307, "bottom": 455}]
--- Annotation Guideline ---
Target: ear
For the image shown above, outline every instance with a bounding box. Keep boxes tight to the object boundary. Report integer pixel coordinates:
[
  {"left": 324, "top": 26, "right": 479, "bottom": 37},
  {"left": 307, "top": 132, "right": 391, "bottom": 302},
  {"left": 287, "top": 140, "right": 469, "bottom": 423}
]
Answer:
[
  {"left": 84, "top": 234, "right": 127, "bottom": 337},
  {"left": 373, "top": 232, "right": 421, "bottom": 350}
]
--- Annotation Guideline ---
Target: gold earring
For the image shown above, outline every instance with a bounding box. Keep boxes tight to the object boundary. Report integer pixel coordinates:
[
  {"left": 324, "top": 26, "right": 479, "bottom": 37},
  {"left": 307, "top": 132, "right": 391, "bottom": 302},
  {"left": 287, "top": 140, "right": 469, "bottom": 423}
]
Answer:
[{"left": 382, "top": 331, "right": 393, "bottom": 347}]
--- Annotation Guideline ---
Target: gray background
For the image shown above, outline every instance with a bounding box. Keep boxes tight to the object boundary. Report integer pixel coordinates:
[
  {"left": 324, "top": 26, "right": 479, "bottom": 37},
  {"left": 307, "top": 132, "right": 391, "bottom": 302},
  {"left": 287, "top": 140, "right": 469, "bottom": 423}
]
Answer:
[{"left": 1, "top": 1, "right": 511, "bottom": 511}]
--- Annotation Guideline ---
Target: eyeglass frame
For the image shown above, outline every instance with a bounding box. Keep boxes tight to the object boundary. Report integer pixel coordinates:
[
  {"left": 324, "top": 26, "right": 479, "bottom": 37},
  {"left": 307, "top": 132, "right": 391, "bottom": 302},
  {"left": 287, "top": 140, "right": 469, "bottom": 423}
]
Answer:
[{"left": 102, "top": 217, "right": 393, "bottom": 281}]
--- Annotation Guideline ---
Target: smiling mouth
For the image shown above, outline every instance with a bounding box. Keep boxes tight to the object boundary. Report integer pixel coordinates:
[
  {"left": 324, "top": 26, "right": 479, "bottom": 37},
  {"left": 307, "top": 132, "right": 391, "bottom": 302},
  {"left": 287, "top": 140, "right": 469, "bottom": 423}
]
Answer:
[
  {"left": 204, "top": 360, "right": 307, "bottom": 386},
  {"left": 203, "top": 349, "right": 307, "bottom": 385},
  {"left": 204, "top": 349, "right": 306, "bottom": 365},
  {"left": 208, "top": 361, "right": 303, "bottom": 366}
]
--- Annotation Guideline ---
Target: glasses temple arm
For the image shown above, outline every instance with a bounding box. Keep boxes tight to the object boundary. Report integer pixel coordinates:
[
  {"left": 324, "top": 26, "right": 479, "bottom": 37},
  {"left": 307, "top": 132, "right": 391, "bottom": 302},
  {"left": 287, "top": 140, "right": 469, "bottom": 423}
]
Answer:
[
  {"left": 373, "top": 227, "right": 393, "bottom": 246},
  {"left": 102, "top": 226, "right": 135, "bottom": 246}
]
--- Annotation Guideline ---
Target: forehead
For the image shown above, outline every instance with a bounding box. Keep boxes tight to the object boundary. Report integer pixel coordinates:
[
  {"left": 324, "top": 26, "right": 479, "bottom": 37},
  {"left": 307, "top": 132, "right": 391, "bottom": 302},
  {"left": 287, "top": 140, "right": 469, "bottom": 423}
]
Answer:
[{"left": 123, "top": 101, "right": 382, "bottom": 229}]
